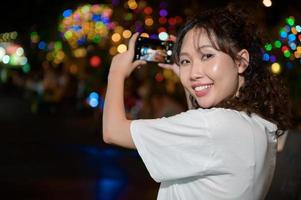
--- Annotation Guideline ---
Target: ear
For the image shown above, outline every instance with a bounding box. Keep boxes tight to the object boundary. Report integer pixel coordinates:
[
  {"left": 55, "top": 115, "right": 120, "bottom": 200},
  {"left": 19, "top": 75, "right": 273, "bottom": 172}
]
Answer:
[{"left": 236, "top": 49, "right": 249, "bottom": 74}]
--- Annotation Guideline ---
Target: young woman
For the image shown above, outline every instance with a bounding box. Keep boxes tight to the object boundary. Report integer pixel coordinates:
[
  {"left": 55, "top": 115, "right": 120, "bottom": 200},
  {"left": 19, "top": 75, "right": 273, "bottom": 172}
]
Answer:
[{"left": 103, "top": 7, "right": 291, "bottom": 200}]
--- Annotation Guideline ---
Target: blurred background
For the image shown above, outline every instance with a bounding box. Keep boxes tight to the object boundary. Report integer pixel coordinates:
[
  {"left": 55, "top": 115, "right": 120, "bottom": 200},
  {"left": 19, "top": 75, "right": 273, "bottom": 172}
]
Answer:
[{"left": 0, "top": 0, "right": 300, "bottom": 199}]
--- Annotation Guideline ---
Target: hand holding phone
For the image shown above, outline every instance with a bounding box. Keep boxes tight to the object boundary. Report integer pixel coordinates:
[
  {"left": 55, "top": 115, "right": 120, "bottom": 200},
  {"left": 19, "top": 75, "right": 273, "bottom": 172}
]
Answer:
[{"left": 134, "top": 36, "right": 174, "bottom": 64}]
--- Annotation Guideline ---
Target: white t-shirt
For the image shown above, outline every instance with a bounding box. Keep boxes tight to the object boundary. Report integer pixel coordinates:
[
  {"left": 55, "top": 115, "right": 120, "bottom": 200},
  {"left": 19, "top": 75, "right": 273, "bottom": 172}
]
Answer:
[{"left": 130, "top": 108, "right": 277, "bottom": 200}]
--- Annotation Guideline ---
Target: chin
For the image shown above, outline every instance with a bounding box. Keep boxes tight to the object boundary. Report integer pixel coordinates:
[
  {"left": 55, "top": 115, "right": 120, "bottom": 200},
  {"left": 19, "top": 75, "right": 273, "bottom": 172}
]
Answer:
[{"left": 196, "top": 101, "right": 214, "bottom": 109}]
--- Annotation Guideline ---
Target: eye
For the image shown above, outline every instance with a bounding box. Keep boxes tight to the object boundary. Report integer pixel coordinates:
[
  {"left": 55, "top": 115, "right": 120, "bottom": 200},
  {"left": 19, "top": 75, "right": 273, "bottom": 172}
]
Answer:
[
  {"left": 179, "top": 59, "right": 190, "bottom": 66},
  {"left": 201, "top": 54, "right": 214, "bottom": 61}
]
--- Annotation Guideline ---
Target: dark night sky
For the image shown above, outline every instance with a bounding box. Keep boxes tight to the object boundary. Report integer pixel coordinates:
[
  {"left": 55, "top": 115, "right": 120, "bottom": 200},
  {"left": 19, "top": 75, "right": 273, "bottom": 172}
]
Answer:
[
  {"left": 0, "top": 0, "right": 300, "bottom": 40},
  {"left": 0, "top": 0, "right": 88, "bottom": 33}
]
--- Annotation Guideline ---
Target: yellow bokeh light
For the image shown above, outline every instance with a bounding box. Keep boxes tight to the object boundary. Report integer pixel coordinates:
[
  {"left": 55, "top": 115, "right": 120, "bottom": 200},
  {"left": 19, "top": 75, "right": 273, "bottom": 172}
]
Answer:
[
  {"left": 64, "top": 31, "right": 73, "bottom": 40},
  {"left": 109, "top": 46, "right": 117, "bottom": 55},
  {"left": 56, "top": 51, "right": 65, "bottom": 60},
  {"left": 297, "top": 46, "right": 301, "bottom": 53},
  {"left": 81, "top": 5, "right": 91, "bottom": 13},
  {"left": 128, "top": 0, "right": 138, "bottom": 10},
  {"left": 112, "top": 33, "right": 121, "bottom": 42},
  {"left": 117, "top": 44, "right": 127, "bottom": 53},
  {"left": 114, "top": 26, "right": 124, "bottom": 34},
  {"left": 87, "top": 33, "right": 94, "bottom": 41},
  {"left": 99, "top": 27, "right": 108, "bottom": 37},
  {"left": 122, "top": 30, "right": 132, "bottom": 38},
  {"left": 53, "top": 58, "right": 62, "bottom": 64},
  {"left": 69, "top": 39, "right": 78, "bottom": 49},
  {"left": 95, "top": 22, "right": 105, "bottom": 29},
  {"left": 140, "top": 33, "right": 149, "bottom": 38},
  {"left": 145, "top": 17, "right": 154, "bottom": 26},
  {"left": 271, "top": 62, "right": 281, "bottom": 74},
  {"left": 73, "top": 48, "right": 87, "bottom": 58}
]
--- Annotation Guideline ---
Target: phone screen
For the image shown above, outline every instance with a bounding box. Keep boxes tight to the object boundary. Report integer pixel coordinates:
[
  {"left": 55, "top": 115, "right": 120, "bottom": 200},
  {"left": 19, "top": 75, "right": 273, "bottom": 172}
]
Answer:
[{"left": 134, "top": 36, "right": 174, "bottom": 64}]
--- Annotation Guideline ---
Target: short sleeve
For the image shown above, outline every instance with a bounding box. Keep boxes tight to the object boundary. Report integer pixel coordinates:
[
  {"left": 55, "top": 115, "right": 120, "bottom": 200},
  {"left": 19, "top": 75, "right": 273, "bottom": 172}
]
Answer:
[{"left": 130, "top": 109, "right": 213, "bottom": 182}]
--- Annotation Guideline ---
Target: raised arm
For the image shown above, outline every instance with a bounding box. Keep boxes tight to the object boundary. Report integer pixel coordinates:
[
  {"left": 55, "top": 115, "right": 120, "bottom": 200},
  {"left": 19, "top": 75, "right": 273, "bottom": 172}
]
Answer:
[{"left": 102, "top": 33, "right": 146, "bottom": 149}]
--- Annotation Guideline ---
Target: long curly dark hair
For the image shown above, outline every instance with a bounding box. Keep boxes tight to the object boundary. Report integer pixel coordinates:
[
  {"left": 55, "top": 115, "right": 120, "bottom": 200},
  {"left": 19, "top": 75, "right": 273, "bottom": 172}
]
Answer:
[{"left": 173, "top": 7, "right": 292, "bottom": 134}]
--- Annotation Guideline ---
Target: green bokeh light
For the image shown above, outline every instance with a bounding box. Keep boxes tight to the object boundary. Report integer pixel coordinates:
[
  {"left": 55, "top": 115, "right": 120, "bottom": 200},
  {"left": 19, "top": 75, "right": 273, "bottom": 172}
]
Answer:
[
  {"left": 274, "top": 40, "right": 282, "bottom": 48},
  {"left": 286, "top": 17, "right": 295, "bottom": 26},
  {"left": 265, "top": 43, "right": 273, "bottom": 51},
  {"left": 284, "top": 51, "right": 291, "bottom": 58}
]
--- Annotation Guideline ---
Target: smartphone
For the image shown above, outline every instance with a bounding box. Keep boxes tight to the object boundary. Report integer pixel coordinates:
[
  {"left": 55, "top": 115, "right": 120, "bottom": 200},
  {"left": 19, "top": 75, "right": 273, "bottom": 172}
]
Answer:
[{"left": 134, "top": 36, "right": 174, "bottom": 64}]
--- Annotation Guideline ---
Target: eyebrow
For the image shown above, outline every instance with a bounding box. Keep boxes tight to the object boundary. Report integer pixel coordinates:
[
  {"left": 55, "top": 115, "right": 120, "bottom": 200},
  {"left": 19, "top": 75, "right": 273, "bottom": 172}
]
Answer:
[
  {"left": 180, "top": 45, "right": 214, "bottom": 56},
  {"left": 196, "top": 45, "right": 214, "bottom": 50}
]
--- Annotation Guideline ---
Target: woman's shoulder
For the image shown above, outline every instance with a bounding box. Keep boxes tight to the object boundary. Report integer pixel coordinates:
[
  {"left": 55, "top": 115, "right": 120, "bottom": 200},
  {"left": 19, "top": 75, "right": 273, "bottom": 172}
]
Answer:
[
  {"left": 151, "top": 107, "right": 277, "bottom": 134},
  {"left": 164, "top": 108, "right": 243, "bottom": 128},
  {"left": 168, "top": 107, "right": 241, "bottom": 122},
  {"left": 184, "top": 107, "right": 242, "bottom": 118},
  {"left": 183, "top": 107, "right": 277, "bottom": 131}
]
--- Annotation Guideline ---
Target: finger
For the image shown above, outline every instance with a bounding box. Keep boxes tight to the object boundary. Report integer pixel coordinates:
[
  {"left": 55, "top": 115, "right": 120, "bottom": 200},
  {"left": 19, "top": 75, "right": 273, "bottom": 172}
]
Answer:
[
  {"left": 158, "top": 63, "right": 180, "bottom": 76},
  {"left": 158, "top": 63, "right": 177, "bottom": 71},
  {"left": 128, "top": 32, "right": 140, "bottom": 54},
  {"left": 132, "top": 60, "right": 147, "bottom": 68},
  {"left": 158, "top": 63, "right": 172, "bottom": 69}
]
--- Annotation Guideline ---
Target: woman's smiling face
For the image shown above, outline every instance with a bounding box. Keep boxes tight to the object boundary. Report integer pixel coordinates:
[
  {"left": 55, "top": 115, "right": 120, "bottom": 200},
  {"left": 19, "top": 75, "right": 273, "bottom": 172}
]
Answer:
[{"left": 179, "top": 28, "right": 248, "bottom": 108}]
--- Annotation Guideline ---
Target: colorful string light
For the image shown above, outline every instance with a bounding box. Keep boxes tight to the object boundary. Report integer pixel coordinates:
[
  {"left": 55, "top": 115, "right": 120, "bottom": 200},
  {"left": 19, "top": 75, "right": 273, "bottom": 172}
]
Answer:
[
  {"left": 59, "top": 4, "right": 113, "bottom": 49},
  {"left": 28, "top": 1, "right": 185, "bottom": 111},
  {"left": 262, "top": 16, "right": 301, "bottom": 74},
  {"left": 0, "top": 42, "right": 28, "bottom": 67}
]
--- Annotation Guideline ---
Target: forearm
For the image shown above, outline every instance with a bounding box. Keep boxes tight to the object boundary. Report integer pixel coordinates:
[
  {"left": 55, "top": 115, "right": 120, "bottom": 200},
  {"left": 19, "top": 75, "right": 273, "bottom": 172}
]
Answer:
[
  {"left": 102, "top": 72, "right": 133, "bottom": 148},
  {"left": 102, "top": 32, "right": 144, "bottom": 148}
]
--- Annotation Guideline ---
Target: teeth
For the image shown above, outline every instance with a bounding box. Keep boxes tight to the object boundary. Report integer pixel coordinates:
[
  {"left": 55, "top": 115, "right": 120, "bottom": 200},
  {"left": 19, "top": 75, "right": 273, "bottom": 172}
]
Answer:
[{"left": 194, "top": 85, "right": 212, "bottom": 91}]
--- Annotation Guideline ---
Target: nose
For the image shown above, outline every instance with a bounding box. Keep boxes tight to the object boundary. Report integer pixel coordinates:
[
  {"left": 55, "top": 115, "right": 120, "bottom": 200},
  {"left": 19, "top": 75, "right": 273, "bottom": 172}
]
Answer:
[{"left": 190, "top": 61, "right": 204, "bottom": 81}]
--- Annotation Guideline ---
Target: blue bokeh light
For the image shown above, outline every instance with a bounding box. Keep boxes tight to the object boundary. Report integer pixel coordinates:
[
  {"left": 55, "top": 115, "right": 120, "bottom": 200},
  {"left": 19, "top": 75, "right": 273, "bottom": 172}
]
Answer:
[
  {"left": 263, "top": 53, "right": 270, "bottom": 61},
  {"left": 63, "top": 9, "right": 73, "bottom": 18},
  {"left": 87, "top": 92, "right": 99, "bottom": 108},
  {"left": 38, "top": 41, "right": 47, "bottom": 50}
]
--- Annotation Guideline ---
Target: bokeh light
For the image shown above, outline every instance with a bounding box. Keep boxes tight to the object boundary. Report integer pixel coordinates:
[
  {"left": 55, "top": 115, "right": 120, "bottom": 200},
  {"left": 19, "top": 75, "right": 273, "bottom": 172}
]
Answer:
[
  {"left": 59, "top": 4, "right": 113, "bottom": 49},
  {"left": 112, "top": 33, "right": 121, "bottom": 43},
  {"left": 264, "top": 43, "right": 273, "bottom": 51},
  {"left": 122, "top": 30, "right": 132, "bottom": 38},
  {"left": 274, "top": 40, "right": 282, "bottom": 48},
  {"left": 158, "top": 32, "right": 168, "bottom": 41},
  {"left": 117, "top": 44, "right": 127, "bottom": 53},
  {"left": 87, "top": 92, "right": 99, "bottom": 108},
  {"left": 271, "top": 62, "right": 281, "bottom": 74},
  {"left": 0, "top": 42, "right": 28, "bottom": 67},
  {"left": 286, "top": 16, "right": 295, "bottom": 26},
  {"left": 262, "top": 0, "right": 272, "bottom": 7},
  {"left": 90, "top": 56, "right": 102, "bottom": 68}
]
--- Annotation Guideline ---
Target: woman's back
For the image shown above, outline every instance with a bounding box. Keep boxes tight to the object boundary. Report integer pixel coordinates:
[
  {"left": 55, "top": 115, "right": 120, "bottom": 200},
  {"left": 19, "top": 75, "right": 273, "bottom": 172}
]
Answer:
[{"left": 131, "top": 108, "right": 277, "bottom": 199}]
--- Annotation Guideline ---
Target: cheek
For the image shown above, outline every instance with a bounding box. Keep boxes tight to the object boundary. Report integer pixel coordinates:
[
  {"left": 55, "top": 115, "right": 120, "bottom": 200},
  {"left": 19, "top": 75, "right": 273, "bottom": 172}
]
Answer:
[{"left": 210, "top": 60, "right": 238, "bottom": 80}]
